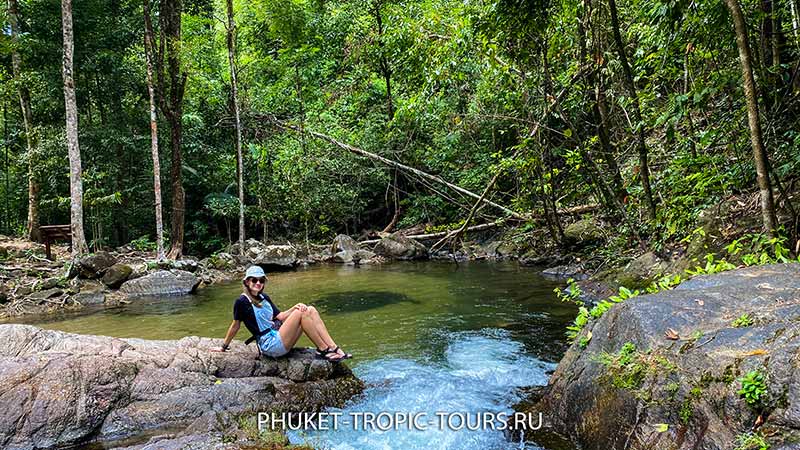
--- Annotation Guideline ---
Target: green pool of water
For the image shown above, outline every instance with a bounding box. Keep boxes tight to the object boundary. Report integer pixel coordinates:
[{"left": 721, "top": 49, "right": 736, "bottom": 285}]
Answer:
[{"left": 19, "top": 261, "right": 576, "bottom": 363}]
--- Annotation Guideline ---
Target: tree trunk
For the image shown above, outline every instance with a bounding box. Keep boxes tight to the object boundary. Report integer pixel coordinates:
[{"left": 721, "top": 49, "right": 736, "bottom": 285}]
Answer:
[
  {"left": 373, "top": 1, "right": 394, "bottom": 121},
  {"left": 3, "top": 103, "right": 9, "bottom": 233},
  {"left": 608, "top": 0, "right": 656, "bottom": 221},
  {"left": 8, "top": 0, "right": 40, "bottom": 242},
  {"left": 724, "top": 0, "right": 778, "bottom": 234},
  {"left": 226, "top": 0, "right": 245, "bottom": 254},
  {"left": 684, "top": 48, "right": 697, "bottom": 158},
  {"left": 143, "top": 0, "right": 165, "bottom": 260},
  {"left": 594, "top": 73, "right": 627, "bottom": 203},
  {"left": 61, "top": 0, "right": 88, "bottom": 256},
  {"left": 158, "top": 0, "right": 187, "bottom": 259}
]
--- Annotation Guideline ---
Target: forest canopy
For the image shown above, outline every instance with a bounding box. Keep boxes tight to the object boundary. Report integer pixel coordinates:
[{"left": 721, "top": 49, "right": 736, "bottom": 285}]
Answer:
[{"left": 1, "top": 0, "right": 798, "bottom": 257}]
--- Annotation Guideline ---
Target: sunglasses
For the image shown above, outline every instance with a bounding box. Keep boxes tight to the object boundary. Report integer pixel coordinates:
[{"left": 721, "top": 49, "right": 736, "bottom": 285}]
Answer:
[{"left": 247, "top": 277, "right": 266, "bottom": 285}]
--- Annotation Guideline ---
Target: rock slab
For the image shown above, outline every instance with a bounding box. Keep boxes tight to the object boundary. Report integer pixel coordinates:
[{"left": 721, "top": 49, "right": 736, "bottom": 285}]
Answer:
[
  {"left": 0, "top": 324, "right": 363, "bottom": 450},
  {"left": 119, "top": 270, "right": 200, "bottom": 297}
]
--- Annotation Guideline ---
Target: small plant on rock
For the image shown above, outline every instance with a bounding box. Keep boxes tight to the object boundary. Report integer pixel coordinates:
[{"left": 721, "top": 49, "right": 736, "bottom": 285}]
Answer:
[
  {"left": 731, "top": 313, "right": 754, "bottom": 328},
  {"left": 734, "top": 431, "right": 770, "bottom": 450},
  {"left": 738, "top": 370, "right": 768, "bottom": 409}
]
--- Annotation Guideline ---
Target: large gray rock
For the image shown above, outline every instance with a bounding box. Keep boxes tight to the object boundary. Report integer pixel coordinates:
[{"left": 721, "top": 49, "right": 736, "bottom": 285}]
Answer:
[
  {"left": 330, "top": 249, "right": 377, "bottom": 265},
  {"left": 0, "top": 324, "right": 363, "bottom": 450},
  {"left": 119, "top": 270, "right": 200, "bottom": 297},
  {"left": 234, "top": 239, "right": 298, "bottom": 271},
  {"left": 563, "top": 218, "right": 603, "bottom": 248},
  {"left": 73, "top": 280, "right": 106, "bottom": 305},
  {"left": 526, "top": 263, "right": 800, "bottom": 450},
  {"left": 331, "top": 234, "right": 359, "bottom": 254},
  {"left": 78, "top": 251, "right": 118, "bottom": 279},
  {"left": 102, "top": 263, "right": 133, "bottom": 288},
  {"left": 373, "top": 232, "right": 428, "bottom": 260}
]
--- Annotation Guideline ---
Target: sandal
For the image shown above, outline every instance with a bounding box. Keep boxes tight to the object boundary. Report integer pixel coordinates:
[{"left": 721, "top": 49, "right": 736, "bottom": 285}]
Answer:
[
  {"left": 328, "top": 346, "right": 352, "bottom": 360},
  {"left": 316, "top": 347, "right": 334, "bottom": 357}
]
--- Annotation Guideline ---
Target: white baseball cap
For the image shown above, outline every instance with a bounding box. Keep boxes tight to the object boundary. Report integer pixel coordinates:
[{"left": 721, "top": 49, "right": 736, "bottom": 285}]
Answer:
[{"left": 243, "top": 265, "right": 267, "bottom": 281}]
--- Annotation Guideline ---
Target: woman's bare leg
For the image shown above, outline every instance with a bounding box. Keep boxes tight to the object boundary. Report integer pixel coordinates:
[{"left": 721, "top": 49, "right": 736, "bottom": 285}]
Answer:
[
  {"left": 305, "top": 306, "right": 337, "bottom": 350},
  {"left": 278, "top": 309, "right": 334, "bottom": 351}
]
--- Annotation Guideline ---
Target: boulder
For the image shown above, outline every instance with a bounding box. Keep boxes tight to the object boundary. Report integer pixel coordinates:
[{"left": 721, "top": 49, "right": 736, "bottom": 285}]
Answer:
[
  {"left": 525, "top": 263, "right": 800, "bottom": 450},
  {"left": 331, "top": 234, "right": 359, "bottom": 254},
  {"left": 74, "top": 280, "right": 106, "bottom": 305},
  {"left": 541, "top": 264, "right": 586, "bottom": 281},
  {"left": 102, "top": 263, "right": 133, "bottom": 288},
  {"left": 373, "top": 233, "right": 428, "bottom": 260},
  {"left": 171, "top": 259, "right": 199, "bottom": 273},
  {"left": 479, "top": 240, "right": 521, "bottom": 260},
  {"left": 330, "top": 249, "right": 377, "bottom": 265},
  {"left": 519, "top": 252, "right": 568, "bottom": 267},
  {"left": 78, "top": 251, "right": 118, "bottom": 279},
  {"left": 235, "top": 240, "right": 298, "bottom": 271},
  {"left": 0, "top": 324, "right": 363, "bottom": 450},
  {"left": 119, "top": 270, "right": 200, "bottom": 297},
  {"left": 563, "top": 218, "right": 603, "bottom": 248},
  {"left": 608, "top": 251, "right": 670, "bottom": 288},
  {"left": 28, "top": 287, "right": 63, "bottom": 300},
  {"left": 38, "top": 277, "right": 61, "bottom": 290}
]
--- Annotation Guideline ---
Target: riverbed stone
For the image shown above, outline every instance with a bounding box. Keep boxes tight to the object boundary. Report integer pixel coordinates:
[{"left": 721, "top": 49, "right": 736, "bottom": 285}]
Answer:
[
  {"left": 331, "top": 234, "right": 359, "bottom": 254},
  {"left": 119, "top": 270, "right": 200, "bottom": 297},
  {"left": 28, "top": 287, "right": 63, "bottom": 300},
  {"left": 541, "top": 264, "right": 586, "bottom": 280},
  {"left": 563, "top": 218, "right": 603, "bottom": 248},
  {"left": 74, "top": 280, "right": 106, "bottom": 305},
  {"left": 102, "top": 263, "right": 133, "bottom": 288},
  {"left": 525, "top": 263, "right": 800, "bottom": 450},
  {"left": 234, "top": 240, "right": 298, "bottom": 271},
  {"left": 373, "top": 232, "right": 428, "bottom": 260},
  {"left": 0, "top": 324, "right": 363, "bottom": 450},
  {"left": 78, "top": 251, "right": 118, "bottom": 279}
]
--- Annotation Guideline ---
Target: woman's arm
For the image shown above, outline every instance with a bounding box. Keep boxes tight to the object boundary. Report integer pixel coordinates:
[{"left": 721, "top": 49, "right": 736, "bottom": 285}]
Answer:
[{"left": 211, "top": 320, "right": 241, "bottom": 352}]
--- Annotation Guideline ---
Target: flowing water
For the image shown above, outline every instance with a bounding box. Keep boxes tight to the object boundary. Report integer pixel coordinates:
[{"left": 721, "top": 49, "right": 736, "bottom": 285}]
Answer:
[{"left": 18, "top": 262, "right": 578, "bottom": 449}]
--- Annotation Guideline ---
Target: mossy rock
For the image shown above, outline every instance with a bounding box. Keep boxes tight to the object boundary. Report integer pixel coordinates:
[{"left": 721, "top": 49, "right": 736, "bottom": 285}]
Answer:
[{"left": 563, "top": 218, "right": 604, "bottom": 248}]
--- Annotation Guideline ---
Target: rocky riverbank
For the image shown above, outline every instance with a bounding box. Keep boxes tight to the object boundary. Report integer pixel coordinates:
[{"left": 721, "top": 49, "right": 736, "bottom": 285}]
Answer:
[
  {"left": 0, "top": 190, "right": 786, "bottom": 321},
  {"left": 518, "top": 263, "right": 800, "bottom": 450},
  {"left": 0, "top": 324, "right": 363, "bottom": 450},
  {"left": 0, "top": 229, "right": 530, "bottom": 320}
]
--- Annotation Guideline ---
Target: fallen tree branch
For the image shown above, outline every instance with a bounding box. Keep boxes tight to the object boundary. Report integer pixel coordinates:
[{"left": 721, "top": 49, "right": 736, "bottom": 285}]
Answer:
[
  {"left": 359, "top": 204, "right": 599, "bottom": 245},
  {"left": 359, "top": 222, "right": 502, "bottom": 245},
  {"left": 252, "top": 114, "right": 527, "bottom": 220}
]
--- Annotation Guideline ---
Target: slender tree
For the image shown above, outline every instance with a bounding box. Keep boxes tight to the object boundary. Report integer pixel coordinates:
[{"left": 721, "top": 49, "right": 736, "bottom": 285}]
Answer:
[
  {"left": 157, "top": 0, "right": 188, "bottom": 259},
  {"left": 723, "top": 0, "right": 778, "bottom": 234},
  {"left": 143, "top": 0, "right": 165, "bottom": 260},
  {"left": 608, "top": 0, "right": 656, "bottom": 221},
  {"left": 61, "top": 0, "right": 88, "bottom": 255},
  {"left": 8, "top": 0, "right": 40, "bottom": 242},
  {"left": 226, "top": 0, "right": 245, "bottom": 252},
  {"left": 372, "top": 0, "right": 394, "bottom": 121}
]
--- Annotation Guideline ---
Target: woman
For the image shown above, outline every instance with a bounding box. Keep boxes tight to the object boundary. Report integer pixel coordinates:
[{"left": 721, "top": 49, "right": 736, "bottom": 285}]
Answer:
[{"left": 212, "top": 266, "right": 351, "bottom": 361}]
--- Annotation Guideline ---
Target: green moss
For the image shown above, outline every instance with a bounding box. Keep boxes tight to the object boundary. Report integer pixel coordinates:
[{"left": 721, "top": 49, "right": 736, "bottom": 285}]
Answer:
[
  {"left": 596, "top": 343, "right": 677, "bottom": 391},
  {"left": 679, "top": 398, "right": 693, "bottom": 424}
]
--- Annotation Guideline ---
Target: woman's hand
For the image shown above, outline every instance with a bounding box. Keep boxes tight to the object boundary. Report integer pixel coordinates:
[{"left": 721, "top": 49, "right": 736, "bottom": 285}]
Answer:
[{"left": 293, "top": 303, "right": 308, "bottom": 312}]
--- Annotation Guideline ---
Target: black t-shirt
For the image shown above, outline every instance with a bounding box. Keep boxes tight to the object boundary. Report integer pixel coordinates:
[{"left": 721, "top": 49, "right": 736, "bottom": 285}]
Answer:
[{"left": 233, "top": 293, "right": 281, "bottom": 338}]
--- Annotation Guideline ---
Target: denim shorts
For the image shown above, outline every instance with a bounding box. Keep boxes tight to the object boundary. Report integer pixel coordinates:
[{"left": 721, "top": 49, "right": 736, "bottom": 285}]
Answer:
[{"left": 258, "top": 329, "right": 287, "bottom": 357}]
